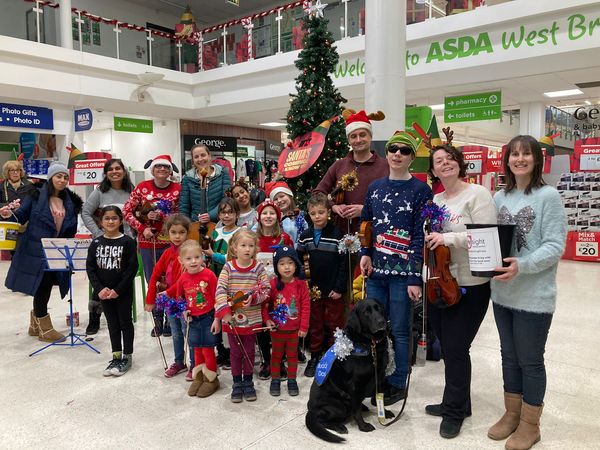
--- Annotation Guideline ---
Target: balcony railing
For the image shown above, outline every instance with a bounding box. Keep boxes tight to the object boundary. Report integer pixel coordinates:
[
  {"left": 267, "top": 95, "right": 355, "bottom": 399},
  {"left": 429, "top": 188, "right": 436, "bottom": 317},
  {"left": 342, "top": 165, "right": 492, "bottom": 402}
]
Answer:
[{"left": 1, "top": 0, "right": 511, "bottom": 73}]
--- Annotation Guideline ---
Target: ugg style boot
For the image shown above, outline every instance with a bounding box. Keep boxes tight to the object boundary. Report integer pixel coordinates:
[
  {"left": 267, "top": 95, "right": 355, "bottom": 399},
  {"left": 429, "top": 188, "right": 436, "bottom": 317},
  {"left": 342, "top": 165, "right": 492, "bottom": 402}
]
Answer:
[
  {"left": 36, "top": 314, "right": 66, "bottom": 343},
  {"left": 505, "top": 403, "right": 543, "bottom": 450},
  {"left": 196, "top": 367, "right": 219, "bottom": 398},
  {"left": 488, "top": 392, "right": 523, "bottom": 440},
  {"left": 187, "top": 364, "right": 205, "bottom": 397},
  {"left": 28, "top": 310, "right": 39, "bottom": 336}
]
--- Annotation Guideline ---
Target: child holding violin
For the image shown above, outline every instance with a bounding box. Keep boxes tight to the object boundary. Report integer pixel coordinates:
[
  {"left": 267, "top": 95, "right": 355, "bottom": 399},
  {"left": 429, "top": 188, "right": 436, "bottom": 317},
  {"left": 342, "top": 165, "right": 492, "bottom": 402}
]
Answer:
[
  {"left": 424, "top": 137, "right": 497, "bottom": 439},
  {"left": 162, "top": 240, "right": 220, "bottom": 398},
  {"left": 359, "top": 131, "right": 432, "bottom": 406},
  {"left": 145, "top": 214, "right": 195, "bottom": 380},
  {"left": 263, "top": 246, "right": 310, "bottom": 397},
  {"left": 215, "top": 229, "right": 269, "bottom": 403},
  {"left": 297, "top": 193, "right": 348, "bottom": 378}
]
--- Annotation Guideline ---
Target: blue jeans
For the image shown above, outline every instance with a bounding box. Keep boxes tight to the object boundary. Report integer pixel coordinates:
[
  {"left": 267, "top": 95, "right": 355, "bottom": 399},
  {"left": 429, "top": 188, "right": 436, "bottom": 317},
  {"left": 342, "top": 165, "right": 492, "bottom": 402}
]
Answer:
[
  {"left": 367, "top": 276, "right": 411, "bottom": 389},
  {"left": 188, "top": 311, "right": 218, "bottom": 348},
  {"left": 493, "top": 303, "right": 553, "bottom": 406},
  {"left": 167, "top": 314, "right": 194, "bottom": 366}
]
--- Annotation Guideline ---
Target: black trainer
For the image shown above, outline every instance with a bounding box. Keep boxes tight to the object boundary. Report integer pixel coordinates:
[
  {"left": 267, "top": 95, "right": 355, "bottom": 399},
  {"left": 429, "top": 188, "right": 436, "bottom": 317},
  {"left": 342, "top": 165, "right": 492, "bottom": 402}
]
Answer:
[
  {"left": 231, "top": 382, "right": 243, "bottom": 403},
  {"left": 287, "top": 379, "right": 299, "bottom": 396},
  {"left": 297, "top": 347, "right": 307, "bottom": 363},
  {"left": 269, "top": 379, "right": 281, "bottom": 396},
  {"left": 112, "top": 356, "right": 132, "bottom": 376},
  {"left": 103, "top": 359, "right": 120, "bottom": 377},
  {"left": 242, "top": 379, "right": 257, "bottom": 401},
  {"left": 150, "top": 324, "right": 163, "bottom": 337},
  {"left": 304, "top": 357, "right": 318, "bottom": 377},
  {"left": 440, "top": 418, "right": 463, "bottom": 439},
  {"left": 426, "top": 403, "right": 472, "bottom": 418}
]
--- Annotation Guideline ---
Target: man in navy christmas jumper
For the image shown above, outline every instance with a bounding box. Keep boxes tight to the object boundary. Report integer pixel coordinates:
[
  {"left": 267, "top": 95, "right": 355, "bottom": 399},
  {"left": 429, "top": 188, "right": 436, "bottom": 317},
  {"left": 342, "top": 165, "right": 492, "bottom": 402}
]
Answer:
[{"left": 360, "top": 131, "right": 432, "bottom": 405}]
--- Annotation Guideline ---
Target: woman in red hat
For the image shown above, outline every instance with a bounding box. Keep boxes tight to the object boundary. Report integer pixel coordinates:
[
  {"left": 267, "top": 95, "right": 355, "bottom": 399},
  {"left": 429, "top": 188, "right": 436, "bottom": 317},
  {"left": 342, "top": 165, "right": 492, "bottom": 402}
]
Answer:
[{"left": 123, "top": 154, "right": 181, "bottom": 337}]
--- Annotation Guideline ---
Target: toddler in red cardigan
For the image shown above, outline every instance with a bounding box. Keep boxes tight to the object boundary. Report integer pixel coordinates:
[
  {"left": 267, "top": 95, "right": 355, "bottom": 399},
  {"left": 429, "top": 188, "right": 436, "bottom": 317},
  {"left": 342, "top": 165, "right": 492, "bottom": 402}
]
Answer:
[{"left": 263, "top": 246, "right": 310, "bottom": 397}]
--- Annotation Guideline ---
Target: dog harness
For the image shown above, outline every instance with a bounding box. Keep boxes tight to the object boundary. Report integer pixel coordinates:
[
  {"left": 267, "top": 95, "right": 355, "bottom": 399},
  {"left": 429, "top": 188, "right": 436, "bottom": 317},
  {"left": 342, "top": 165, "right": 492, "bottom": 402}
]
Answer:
[{"left": 314, "top": 342, "right": 368, "bottom": 386}]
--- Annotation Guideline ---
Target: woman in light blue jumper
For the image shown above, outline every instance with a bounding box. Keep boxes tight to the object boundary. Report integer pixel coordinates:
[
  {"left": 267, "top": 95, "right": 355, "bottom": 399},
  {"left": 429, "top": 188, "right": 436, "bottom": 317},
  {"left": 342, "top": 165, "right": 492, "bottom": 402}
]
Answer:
[{"left": 489, "top": 135, "right": 566, "bottom": 450}]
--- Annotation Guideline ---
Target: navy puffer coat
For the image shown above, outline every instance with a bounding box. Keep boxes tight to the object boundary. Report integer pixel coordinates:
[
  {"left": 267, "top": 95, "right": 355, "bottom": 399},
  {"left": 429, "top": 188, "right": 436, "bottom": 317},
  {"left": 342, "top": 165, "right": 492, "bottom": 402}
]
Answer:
[{"left": 5, "top": 183, "right": 83, "bottom": 298}]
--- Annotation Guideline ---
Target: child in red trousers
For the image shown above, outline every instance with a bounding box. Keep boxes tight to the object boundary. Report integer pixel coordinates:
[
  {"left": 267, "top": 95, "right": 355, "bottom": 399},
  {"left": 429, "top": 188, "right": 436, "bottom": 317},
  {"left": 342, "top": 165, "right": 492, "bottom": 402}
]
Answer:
[
  {"left": 163, "top": 240, "right": 220, "bottom": 398},
  {"left": 263, "top": 246, "right": 310, "bottom": 396}
]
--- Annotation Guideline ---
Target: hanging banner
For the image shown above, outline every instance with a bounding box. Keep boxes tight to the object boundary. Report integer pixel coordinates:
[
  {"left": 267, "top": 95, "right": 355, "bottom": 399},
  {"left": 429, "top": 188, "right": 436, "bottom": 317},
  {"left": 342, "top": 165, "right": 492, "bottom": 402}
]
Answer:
[
  {"left": 460, "top": 146, "right": 488, "bottom": 175},
  {"left": 278, "top": 118, "right": 334, "bottom": 178},
  {"left": 571, "top": 138, "right": 600, "bottom": 172}
]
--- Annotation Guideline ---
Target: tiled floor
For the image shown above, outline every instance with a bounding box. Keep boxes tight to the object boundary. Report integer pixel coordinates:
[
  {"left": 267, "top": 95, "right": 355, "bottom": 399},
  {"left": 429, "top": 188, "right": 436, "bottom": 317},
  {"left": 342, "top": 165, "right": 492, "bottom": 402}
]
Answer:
[{"left": 1, "top": 259, "right": 599, "bottom": 449}]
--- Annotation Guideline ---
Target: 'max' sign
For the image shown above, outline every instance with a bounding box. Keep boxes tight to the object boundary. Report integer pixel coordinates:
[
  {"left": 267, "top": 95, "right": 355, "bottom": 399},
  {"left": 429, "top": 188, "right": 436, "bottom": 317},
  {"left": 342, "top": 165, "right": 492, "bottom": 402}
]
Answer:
[{"left": 74, "top": 108, "right": 93, "bottom": 132}]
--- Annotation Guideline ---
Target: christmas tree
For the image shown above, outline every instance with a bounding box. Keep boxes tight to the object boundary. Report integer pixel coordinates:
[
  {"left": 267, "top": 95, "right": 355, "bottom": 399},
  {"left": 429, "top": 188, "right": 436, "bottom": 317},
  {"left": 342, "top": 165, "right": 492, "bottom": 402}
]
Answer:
[{"left": 285, "top": 2, "right": 348, "bottom": 207}]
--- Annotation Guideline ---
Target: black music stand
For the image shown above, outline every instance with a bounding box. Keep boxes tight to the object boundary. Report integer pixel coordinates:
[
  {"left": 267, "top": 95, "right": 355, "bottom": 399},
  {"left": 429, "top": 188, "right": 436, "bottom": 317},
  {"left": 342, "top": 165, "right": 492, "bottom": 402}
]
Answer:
[{"left": 29, "top": 238, "right": 100, "bottom": 357}]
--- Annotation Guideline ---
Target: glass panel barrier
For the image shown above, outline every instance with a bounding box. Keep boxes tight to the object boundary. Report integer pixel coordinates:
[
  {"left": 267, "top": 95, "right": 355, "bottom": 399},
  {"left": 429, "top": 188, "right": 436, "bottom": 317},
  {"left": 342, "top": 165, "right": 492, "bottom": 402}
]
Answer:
[
  {"left": 151, "top": 33, "right": 176, "bottom": 70},
  {"left": 72, "top": 16, "right": 118, "bottom": 59},
  {"left": 117, "top": 26, "right": 149, "bottom": 65}
]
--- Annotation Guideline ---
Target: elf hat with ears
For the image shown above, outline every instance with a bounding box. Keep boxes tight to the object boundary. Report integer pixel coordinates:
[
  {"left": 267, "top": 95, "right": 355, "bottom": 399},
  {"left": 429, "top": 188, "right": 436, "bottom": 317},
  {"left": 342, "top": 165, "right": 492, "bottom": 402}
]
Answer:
[
  {"left": 342, "top": 108, "right": 385, "bottom": 137},
  {"left": 144, "top": 154, "right": 179, "bottom": 173},
  {"left": 265, "top": 181, "right": 293, "bottom": 201}
]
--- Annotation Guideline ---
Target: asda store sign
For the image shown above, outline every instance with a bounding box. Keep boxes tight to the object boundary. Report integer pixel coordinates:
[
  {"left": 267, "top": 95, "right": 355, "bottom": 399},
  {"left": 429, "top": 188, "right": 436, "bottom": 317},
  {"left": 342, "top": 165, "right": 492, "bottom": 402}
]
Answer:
[{"left": 334, "top": 10, "right": 600, "bottom": 78}]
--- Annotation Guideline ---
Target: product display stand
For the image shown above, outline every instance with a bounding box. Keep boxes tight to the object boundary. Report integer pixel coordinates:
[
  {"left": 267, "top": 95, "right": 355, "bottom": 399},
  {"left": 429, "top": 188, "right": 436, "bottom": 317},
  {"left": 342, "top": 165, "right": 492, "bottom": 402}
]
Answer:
[{"left": 30, "top": 239, "right": 100, "bottom": 357}]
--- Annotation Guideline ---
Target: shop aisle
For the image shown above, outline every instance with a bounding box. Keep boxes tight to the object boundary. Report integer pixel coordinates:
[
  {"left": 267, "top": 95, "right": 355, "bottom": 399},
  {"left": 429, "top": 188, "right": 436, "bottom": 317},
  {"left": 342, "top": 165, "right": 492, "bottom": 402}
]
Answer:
[{"left": 0, "top": 259, "right": 598, "bottom": 449}]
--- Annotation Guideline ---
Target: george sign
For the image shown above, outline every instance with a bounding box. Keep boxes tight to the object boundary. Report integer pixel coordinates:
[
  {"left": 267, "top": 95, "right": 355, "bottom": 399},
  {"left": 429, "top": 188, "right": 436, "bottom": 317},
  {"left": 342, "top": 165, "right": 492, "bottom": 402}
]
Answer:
[
  {"left": 444, "top": 91, "right": 502, "bottom": 123},
  {"left": 0, "top": 103, "right": 54, "bottom": 130},
  {"left": 571, "top": 138, "right": 600, "bottom": 172},
  {"left": 278, "top": 118, "right": 333, "bottom": 178},
  {"left": 266, "top": 140, "right": 284, "bottom": 156},
  {"left": 71, "top": 159, "right": 107, "bottom": 185},
  {"left": 183, "top": 135, "right": 238, "bottom": 154},
  {"left": 74, "top": 108, "right": 93, "bottom": 132},
  {"left": 114, "top": 116, "right": 153, "bottom": 133},
  {"left": 460, "top": 145, "right": 488, "bottom": 175}
]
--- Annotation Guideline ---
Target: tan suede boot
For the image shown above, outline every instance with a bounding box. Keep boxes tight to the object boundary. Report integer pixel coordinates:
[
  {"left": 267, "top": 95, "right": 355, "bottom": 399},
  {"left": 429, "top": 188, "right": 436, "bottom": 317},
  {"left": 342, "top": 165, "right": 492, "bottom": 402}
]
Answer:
[
  {"left": 488, "top": 392, "right": 522, "bottom": 440},
  {"left": 196, "top": 367, "right": 219, "bottom": 398},
  {"left": 36, "top": 314, "right": 66, "bottom": 343},
  {"left": 187, "top": 364, "right": 205, "bottom": 397},
  {"left": 28, "top": 310, "right": 39, "bottom": 336},
  {"left": 505, "top": 402, "right": 543, "bottom": 450}
]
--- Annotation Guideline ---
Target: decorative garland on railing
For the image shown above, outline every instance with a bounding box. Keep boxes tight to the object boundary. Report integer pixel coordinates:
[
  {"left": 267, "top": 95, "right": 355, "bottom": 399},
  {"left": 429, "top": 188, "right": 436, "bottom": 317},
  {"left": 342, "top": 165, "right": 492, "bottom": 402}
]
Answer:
[{"left": 22, "top": 0, "right": 309, "bottom": 44}]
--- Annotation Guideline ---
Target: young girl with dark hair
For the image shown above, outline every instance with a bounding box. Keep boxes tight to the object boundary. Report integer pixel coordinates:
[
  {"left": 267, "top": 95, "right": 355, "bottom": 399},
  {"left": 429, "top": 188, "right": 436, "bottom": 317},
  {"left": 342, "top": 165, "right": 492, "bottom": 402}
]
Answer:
[{"left": 86, "top": 206, "right": 138, "bottom": 376}]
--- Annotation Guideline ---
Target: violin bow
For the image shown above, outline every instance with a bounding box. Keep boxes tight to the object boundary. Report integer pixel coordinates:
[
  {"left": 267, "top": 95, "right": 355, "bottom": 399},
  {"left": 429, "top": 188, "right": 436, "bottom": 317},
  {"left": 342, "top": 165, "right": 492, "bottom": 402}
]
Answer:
[{"left": 148, "top": 311, "right": 168, "bottom": 370}]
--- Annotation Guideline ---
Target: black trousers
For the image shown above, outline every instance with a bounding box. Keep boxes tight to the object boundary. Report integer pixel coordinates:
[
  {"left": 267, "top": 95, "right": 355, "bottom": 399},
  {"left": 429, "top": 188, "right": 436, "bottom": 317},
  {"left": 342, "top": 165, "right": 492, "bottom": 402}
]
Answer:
[
  {"left": 33, "top": 271, "right": 59, "bottom": 318},
  {"left": 428, "top": 281, "right": 490, "bottom": 421},
  {"left": 101, "top": 293, "right": 134, "bottom": 355}
]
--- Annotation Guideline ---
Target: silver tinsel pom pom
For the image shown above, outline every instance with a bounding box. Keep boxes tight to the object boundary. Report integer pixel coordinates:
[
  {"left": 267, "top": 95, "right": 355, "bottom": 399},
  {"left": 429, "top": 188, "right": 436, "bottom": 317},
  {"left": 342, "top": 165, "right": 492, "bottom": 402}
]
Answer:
[{"left": 333, "top": 328, "right": 354, "bottom": 360}]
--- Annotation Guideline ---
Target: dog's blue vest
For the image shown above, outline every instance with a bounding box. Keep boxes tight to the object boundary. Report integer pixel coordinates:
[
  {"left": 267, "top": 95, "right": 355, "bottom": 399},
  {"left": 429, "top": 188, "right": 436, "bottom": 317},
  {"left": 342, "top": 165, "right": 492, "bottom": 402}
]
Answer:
[{"left": 315, "top": 343, "right": 367, "bottom": 386}]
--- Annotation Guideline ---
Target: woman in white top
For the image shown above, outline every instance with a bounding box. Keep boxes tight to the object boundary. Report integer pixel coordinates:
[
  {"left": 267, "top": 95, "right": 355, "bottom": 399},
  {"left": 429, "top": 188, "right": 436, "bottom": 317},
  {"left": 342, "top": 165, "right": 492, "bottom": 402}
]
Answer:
[{"left": 424, "top": 142, "right": 497, "bottom": 439}]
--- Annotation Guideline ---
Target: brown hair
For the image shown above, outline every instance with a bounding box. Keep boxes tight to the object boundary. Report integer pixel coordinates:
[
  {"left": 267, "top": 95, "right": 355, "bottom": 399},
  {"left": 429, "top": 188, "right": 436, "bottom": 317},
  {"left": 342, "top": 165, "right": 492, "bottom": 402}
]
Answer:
[
  {"left": 190, "top": 144, "right": 211, "bottom": 156},
  {"left": 428, "top": 145, "right": 468, "bottom": 183},
  {"left": 218, "top": 197, "right": 239, "bottom": 217},
  {"left": 503, "top": 135, "right": 546, "bottom": 194},
  {"left": 179, "top": 239, "right": 202, "bottom": 257},
  {"left": 164, "top": 213, "right": 191, "bottom": 231},
  {"left": 256, "top": 205, "right": 282, "bottom": 239},
  {"left": 227, "top": 228, "right": 258, "bottom": 261},
  {"left": 307, "top": 192, "right": 330, "bottom": 211}
]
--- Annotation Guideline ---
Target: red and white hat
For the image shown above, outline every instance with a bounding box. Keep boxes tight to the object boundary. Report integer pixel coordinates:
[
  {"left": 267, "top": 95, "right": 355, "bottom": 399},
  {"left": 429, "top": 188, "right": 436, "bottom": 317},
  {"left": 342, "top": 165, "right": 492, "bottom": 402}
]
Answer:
[
  {"left": 345, "top": 110, "right": 372, "bottom": 137},
  {"left": 144, "top": 154, "right": 179, "bottom": 173},
  {"left": 265, "top": 181, "right": 293, "bottom": 201},
  {"left": 257, "top": 199, "right": 282, "bottom": 222}
]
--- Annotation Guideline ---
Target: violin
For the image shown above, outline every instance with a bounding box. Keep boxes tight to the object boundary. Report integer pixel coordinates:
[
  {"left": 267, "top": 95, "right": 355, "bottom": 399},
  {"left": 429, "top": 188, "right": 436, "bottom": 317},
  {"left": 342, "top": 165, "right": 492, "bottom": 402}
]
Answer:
[
  {"left": 188, "top": 168, "right": 216, "bottom": 250},
  {"left": 358, "top": 221, "right": 373, "bottom": 248},
  {"left": 228, "top": 290, "right": 253, "bottom": 311},
  {"left": 424, "top": 224, "right": 461, "bottom": 308}
]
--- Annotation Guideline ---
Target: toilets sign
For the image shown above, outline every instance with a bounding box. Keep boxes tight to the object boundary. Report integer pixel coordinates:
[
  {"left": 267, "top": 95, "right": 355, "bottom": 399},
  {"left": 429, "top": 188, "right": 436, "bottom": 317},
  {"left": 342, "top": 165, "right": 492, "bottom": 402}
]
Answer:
[
  {"left": 444, "top": 91, "right": 502, "bottom": 123},
  {"left": 0, "top": 103, "right": 54, "bottom": 130}
]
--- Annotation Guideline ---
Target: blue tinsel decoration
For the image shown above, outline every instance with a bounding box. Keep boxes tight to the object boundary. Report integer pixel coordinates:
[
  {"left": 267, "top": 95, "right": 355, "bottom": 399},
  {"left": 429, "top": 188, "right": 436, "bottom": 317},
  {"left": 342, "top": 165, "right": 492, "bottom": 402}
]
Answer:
[
  {"left": 154, "top": 293, "right": 187, "bottom": 318},
  {"left": 420, "top": 201, "right": 450, "bottom": 233},
  {"left": 294, "top": 211, "right": 308, "bottom": 235},
  {"left": 156, "top": 198, "right": 173, "bottom": 216},
  {"left": 269, "top": 303, "right": 289, "bottom": 326}
]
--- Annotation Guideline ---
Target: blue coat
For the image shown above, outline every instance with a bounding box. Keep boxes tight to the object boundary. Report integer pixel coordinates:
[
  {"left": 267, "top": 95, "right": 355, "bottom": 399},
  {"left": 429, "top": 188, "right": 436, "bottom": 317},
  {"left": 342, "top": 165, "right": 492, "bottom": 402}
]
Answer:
[
  {"left": 5, "top": 183, "right": 83, "bottom": 298},
  {"left": 179, "top": 164, "right": 231, "bottom": 222}
]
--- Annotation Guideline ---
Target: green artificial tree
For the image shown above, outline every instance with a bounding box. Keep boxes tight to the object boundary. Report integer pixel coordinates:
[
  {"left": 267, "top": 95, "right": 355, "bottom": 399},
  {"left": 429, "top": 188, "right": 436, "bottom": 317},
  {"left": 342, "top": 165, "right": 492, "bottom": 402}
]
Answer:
[{"left": 285, "top": 5, "right": 348, "bottom": 207}]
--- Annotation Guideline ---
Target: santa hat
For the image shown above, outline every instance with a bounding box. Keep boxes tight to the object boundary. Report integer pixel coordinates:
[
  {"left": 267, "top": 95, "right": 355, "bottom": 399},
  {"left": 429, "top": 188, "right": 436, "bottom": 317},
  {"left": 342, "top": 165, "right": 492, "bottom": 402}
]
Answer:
[
  {"left": 257, "top": 199, "right": 282, "bottom": 222},
  {"left": 144, "top": 154, "right": 179, "bottom": 173},
  {"left": 265, "top": 181, "right": 293, "bottom": 201},
  {"left": 342, "top": 109, "right": 385, "bottom": 137}
]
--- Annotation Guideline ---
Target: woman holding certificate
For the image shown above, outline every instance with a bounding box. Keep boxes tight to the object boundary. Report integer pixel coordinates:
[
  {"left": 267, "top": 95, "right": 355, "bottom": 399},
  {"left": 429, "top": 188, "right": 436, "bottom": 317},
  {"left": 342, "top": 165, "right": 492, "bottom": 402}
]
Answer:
[
  {"left": 488, "top": 136, "right": 566, "bottom": 450},
  {"left": 424, "top": 136, "right": 497, "bottom": 439}
]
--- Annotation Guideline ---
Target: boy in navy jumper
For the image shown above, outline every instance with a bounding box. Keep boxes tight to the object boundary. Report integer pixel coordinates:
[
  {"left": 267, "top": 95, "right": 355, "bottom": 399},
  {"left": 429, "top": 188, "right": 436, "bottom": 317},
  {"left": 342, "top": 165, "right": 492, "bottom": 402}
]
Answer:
[
  {"left": 297, "top": 193, "right": 348, "bottom": 377},
  {"left": 359, "top": 131, "right": 432, "bottom": 404}
]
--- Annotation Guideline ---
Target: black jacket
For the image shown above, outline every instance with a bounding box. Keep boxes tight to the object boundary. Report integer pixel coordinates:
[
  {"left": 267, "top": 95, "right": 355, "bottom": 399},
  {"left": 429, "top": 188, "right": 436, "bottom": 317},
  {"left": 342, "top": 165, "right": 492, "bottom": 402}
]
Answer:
[{"left": 297, "top": 222, "right": 348, "bottom": 296}]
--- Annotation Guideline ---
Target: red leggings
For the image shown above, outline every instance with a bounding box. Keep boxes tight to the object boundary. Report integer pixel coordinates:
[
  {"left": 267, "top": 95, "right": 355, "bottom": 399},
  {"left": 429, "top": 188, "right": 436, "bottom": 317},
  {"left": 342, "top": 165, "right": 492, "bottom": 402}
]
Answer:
[
  {"left": 271, "top": 330, "right": 299, "bottom": 379},
  {"left": 193, "top": 347, "right": 217, "bottom": 372},
  {"left": 309, "top": 297, "right": 345, "bottom": 354}
]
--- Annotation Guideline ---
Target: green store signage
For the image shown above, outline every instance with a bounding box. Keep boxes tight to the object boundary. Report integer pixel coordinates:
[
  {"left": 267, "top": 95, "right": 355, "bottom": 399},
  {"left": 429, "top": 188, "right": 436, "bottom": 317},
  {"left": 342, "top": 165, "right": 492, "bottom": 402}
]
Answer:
[
  {"left": 114, "top": 116, "right": 153, "bottom": 133},
  {"left": 334, "top": 10, "right": 600, "bottom": 78}
]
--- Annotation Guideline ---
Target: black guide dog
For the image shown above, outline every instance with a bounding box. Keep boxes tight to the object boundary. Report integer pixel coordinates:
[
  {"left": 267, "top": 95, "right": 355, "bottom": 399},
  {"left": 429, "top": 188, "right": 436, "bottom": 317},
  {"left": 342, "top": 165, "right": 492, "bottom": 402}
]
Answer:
[{"left": 305, "top": 298, "right": 393, "bottom": 443}]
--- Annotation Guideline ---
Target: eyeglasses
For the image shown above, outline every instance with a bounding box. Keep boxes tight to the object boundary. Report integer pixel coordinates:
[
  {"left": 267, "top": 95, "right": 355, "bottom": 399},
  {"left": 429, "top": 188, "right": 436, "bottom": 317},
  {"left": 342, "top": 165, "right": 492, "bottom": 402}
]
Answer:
[
  {"left": 8, "top": 169, "right": 20, "bottom": 173},
  {"left": 154, "top": 164, "right": 170, "bottom": 170},
  {"left": 102, "top": 217, "right": 121, "bottom": 222},
  {"left": 220, "top": 210, "right": 235, "bottom": 216},
  {"left": 387, "top": 145, "right": 413, "bottom": 156}
]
